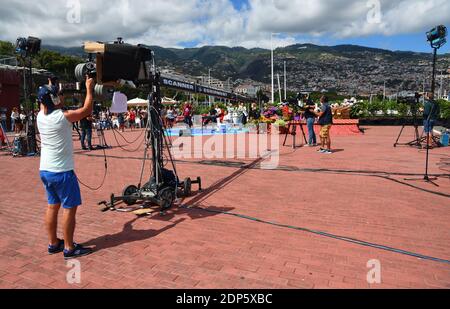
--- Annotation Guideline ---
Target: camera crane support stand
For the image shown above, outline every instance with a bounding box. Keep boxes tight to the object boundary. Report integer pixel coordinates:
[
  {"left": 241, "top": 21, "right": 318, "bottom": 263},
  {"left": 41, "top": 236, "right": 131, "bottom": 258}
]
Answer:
[{"left": 83, "top": 41, "right": 202, "bottom": 215}]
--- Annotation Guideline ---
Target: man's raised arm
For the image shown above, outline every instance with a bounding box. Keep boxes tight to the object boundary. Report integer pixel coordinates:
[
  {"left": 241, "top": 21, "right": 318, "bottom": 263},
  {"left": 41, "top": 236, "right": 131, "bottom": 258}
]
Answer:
[{"left": 64, "top": 77, "right": 95, "bottom": 123}]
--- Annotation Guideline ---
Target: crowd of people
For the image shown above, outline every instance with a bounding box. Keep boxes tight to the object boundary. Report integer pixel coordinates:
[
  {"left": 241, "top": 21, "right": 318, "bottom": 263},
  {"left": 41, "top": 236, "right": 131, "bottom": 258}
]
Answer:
[
  {"left": 70, "top": 107, "right": 149, "bottom": 150},
  {"left": 0, "top": 107, "right": 28, "bottom": 134},
  {"left": 1, "top": 98, "right": 334, "bottom": 153}
]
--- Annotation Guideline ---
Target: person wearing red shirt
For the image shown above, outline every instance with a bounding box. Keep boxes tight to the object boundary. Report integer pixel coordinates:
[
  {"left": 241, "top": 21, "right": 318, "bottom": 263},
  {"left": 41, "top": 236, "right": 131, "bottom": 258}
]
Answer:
[
  {"left": 183, "top": 102, "right": 193, "bottom": 128},
  {"left": 128, "top": 109, "right": 136, "bottom": 131}
]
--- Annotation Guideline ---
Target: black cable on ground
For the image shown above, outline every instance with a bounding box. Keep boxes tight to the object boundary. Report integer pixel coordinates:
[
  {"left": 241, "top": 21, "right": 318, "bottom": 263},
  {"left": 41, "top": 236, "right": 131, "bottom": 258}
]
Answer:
[
  {"left": 180, "top": 205, "right": 450, "bottom": 265},
  {"left": 76, "top": 146, "right": 108, "bottom": 191},
  {"left": 111, "top": 128, "right": 146, "bottom": 153},
  {"left": 112, "top": 127, "right": 146, "bottom": 144}
]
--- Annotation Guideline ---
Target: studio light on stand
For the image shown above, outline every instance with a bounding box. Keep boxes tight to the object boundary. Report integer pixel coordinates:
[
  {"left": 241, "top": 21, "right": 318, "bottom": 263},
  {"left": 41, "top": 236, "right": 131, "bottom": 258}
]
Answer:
[
  {"left": 15, "top": 36, "right": 41, "bottom": 155},
  {"left": 405, "top": 25, "right": 447, "bottom": 187}
]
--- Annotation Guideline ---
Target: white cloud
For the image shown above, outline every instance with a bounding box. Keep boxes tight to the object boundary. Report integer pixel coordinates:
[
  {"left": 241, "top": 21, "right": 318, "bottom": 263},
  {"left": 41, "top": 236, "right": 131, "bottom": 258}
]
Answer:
[{"left": 0, "top": 0, "right": 449, "bottom": 49}]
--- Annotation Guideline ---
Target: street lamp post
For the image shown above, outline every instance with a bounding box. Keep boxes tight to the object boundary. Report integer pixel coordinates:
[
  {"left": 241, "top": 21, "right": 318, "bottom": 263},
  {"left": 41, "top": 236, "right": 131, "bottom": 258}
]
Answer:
[
  {"left": 208, "top": 69, "right": 212, "bottom": 106},
  {"left": 284, "top": 61, "right": 287, "bottom": 101},
  {"left": 271, "top": 33, "right": 275, "bottom": 104}
]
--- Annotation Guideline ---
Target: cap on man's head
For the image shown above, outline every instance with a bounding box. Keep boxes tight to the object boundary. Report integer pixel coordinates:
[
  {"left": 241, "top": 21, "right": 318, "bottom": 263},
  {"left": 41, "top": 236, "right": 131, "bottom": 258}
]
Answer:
[{"left": 37, "top": 85, "right": 59, "bottom": 108}]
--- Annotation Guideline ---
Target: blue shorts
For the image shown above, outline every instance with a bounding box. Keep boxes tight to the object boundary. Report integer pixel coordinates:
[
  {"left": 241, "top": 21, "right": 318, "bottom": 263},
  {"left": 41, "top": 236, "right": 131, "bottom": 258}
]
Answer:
[
  {"left": 423, "top": 120, "right": 435, "bottom": 134},
  {"left": 40, "top": 170, "right": 82, "bottom": 209}
]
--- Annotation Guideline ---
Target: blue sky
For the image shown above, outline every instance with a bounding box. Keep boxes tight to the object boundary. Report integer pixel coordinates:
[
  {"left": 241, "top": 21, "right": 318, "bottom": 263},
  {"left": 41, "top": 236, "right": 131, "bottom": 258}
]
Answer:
[
  {"left": 230, "top": 0, "right": 249, "bottom": 10},
  {"left": 224, "top": 0, "right": 449, "bottom": 53}
]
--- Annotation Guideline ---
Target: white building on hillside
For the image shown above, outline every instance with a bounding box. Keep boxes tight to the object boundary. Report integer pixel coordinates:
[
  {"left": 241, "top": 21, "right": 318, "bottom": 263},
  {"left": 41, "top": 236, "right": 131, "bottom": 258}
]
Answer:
[{"left": 234, "top": 84, "right": 260, "bottom": 98}]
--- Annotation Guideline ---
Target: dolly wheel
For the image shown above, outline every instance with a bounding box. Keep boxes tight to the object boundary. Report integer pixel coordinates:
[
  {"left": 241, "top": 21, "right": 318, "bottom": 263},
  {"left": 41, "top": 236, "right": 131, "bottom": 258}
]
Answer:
[
  {"left": 159, "top": 188, "right": 175, "bottom": 211},
  {"left": 123, "top": 185, "right": 138, "bottom": 206},
  {"left": 184, "top": 178, "right": 192, "bottom": 197}
]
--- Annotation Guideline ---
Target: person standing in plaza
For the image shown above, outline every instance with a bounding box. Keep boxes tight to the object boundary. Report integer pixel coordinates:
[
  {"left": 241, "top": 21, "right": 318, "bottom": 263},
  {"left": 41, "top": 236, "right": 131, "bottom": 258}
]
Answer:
[
  {"left": 183, "top": 102, "right": 193, "bottom": 128},
  {"left": 118, "top": 112, "right": 125, "bottom": 132},
  {"left": 315, "top": 96, "right": 333, "bottom": 154},
  {"left": 249, "top": 102, "right": 261, "bottom": 121},
  {"left": 140, "top": 108, "right": 148, "bottom": 128},
  {"left": 303, "top": 97, "right": 317, "bottom": 147},
  {"left": 422, "top": 92, "right": 440, "bottom": 149},
  {"left": 237, "top": 102, "right": 248, "bottom": 126},
  {"left": 166, "top": 105, "right": 176, "bottom": 128},
  {"left": 128, "top": 109, "right": 136, "bottom": 131},
  {"left": 19, "top": 110, "right": 26, "bottom": 133},
  {"left": 80, "top": 114, "right": 93, "bottom": 151},
  {"left": 37, "top": 76, "right": 95, "bottom": 259},
  {"left": 11, "top": 107, "right": 19, "bottom": 133}
]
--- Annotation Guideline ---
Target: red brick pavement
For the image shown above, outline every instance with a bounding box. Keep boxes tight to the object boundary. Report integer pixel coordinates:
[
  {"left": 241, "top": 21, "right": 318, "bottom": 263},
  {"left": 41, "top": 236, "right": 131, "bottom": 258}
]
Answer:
[{"left": 0, "top": 126, "right": 449, "bottom": 289}]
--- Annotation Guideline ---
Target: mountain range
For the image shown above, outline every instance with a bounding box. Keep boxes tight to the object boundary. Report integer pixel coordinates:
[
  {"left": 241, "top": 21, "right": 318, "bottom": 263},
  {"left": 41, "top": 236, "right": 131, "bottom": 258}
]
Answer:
[{"left": 39, "top": 43, "right": 450, "bottom": 94}]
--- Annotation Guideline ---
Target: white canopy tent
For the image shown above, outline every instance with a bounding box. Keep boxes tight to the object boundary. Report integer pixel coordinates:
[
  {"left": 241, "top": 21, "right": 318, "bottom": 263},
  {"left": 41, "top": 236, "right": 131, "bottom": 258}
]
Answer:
[
  {"left": 162, "top": 97, "right": 178, "bottom": 105},
  {"left": 127, "top": 98, "right": 149, "bottom": 107}
]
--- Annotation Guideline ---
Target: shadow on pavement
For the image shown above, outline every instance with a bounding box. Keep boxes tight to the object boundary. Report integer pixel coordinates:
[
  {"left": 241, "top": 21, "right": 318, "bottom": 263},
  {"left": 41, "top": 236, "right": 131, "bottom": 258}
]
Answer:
[{"left": 84, "top": 156, "right": 265, "bottom": 252}]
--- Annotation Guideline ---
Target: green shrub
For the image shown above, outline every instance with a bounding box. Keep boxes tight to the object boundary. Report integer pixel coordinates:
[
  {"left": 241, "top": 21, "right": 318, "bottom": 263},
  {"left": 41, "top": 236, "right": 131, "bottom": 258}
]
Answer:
[
  {"left": 274, "top": 119, "right": 287, "bottom": 127},
  {"left": 437, "top": 100, "right": 450, "bottom": 119}
]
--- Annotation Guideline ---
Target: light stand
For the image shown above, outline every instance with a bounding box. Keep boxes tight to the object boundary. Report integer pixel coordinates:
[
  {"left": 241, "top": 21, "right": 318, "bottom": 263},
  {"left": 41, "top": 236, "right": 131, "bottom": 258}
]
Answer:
[
  {"left": 405, "top": 25, "right": 447, "bottom": 187},
  {"left": 26, "top": 57, "right": 37, "bottom": 155},
  {"left": 15, "top": 36, "right": 41, "bottom": 156}
]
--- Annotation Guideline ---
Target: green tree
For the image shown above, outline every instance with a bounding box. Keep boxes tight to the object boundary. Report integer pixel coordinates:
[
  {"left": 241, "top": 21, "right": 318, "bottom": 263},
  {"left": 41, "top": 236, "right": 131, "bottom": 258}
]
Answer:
[{"left": 0, "top": 41, "right": 15, "bottom": 56}]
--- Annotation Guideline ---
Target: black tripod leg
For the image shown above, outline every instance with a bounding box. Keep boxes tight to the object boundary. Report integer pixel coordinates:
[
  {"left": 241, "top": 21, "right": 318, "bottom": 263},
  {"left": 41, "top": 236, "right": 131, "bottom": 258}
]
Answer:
[
  {"left": 292, "top": 124, "right": 296, "bottom": 149},
  {"left": 414, "top": 126, "right": 421, "bottom": 147},
  {"left": 394, "top": 125, "right": 406, "bottom": 147},
  {"left": 283, "top": 123, "right": 291, "bottom": 146},
  {"left": 300, "top": 123, "right": 308, "bottom": 144}
]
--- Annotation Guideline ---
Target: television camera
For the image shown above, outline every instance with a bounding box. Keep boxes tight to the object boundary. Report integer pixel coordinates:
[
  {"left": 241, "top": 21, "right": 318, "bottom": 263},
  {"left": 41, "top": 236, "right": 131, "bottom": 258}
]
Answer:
[{"left": 397, "top": 92, "right": 422, "bottom": 116}]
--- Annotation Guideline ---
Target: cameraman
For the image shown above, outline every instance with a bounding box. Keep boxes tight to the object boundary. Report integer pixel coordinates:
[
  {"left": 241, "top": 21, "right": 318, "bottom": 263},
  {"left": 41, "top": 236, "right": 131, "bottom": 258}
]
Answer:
[
  {"left": 37, "top": 76, "right": 95, "bottom": 260},
  {"left": 423, "top": 92, "right": 440, "bottom": 148}
]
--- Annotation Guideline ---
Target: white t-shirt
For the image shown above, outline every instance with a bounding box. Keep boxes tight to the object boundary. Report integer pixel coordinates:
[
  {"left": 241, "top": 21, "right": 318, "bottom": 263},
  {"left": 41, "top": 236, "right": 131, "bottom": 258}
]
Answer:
[{"left": 37, "top": 109, "right": 74, "bottom": 173}]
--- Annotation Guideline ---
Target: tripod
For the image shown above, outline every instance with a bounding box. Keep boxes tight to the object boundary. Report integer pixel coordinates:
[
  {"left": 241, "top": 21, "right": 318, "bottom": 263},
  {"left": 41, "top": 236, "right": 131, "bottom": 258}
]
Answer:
[
  {"left": 394, "top": 98, "right": 421, "bottom": 148},
  {"left": 283, "top": 120, "right": 308, "bottom": 149}
]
